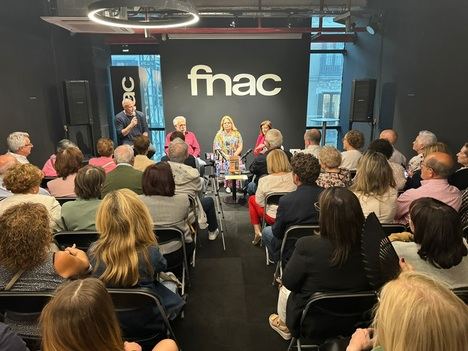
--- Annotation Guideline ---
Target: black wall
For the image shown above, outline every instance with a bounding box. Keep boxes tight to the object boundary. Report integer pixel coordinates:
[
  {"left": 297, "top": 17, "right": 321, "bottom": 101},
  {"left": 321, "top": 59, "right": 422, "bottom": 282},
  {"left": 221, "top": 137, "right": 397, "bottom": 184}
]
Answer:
[
  {"left": 160, "top": 39, "right": 310, "bottom": 155},
  {"left": 0, "top": 0, "right": 112, "bottom": 165},
  {"left": 342, "top": 0, "right": 468, "bottom": 157}
]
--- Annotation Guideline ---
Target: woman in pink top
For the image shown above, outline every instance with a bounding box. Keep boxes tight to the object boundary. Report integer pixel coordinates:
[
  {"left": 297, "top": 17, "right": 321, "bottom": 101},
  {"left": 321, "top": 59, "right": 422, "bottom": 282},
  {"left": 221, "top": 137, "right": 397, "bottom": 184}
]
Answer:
[
  {"left": 47, "top": 147, "right": 83, "bottom": 197},
  {"left": 41, "top": 139, "right": 77, "bottom": 177},
  {"left": 253, "top": 120, "right": 272, "bottom": 156},
  {"left": 88, "top": 138, "right": 116, "bottom": 173}
]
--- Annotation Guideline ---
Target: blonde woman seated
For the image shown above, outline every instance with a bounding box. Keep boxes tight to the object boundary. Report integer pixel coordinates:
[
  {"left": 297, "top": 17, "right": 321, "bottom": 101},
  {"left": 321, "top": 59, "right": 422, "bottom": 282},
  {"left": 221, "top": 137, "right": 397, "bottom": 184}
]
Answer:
[
  {"left": 346, "top": 271, "right": 468, "bottom": 351},
  {"left": 248, "top": 149, "right": 296, "bottom": 245},
  {"left": 40, "top": 278, "right": 178, "bottom": 351},
  {"left": 0, "top": 203, "right": 90, "bottom": 336},
  {"left": 316, "top": 146, "right": 352, "bottom": 188},
  {"left": 391, "top": 197, "right": 468, "bottom": 288},
  {"left": 0, "top": 163, "right": 61, "bottom": 230},
  {"left": 47, "top": 146, "right": 84, "bottom": 197},
  {"left": 341, "top": 130, "right": 364, "bottom": 171},
  {"left": 351, "top": 151, "right": 397, "bottom": 223},
  {"left": 89, "top": 189, "right": 184, "bottom": 337}
]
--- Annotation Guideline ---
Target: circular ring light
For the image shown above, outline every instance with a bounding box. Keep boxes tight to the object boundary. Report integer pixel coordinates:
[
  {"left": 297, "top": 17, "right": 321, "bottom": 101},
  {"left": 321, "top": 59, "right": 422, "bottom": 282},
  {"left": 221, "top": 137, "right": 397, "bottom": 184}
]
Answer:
[{"left": 88, "top": 0, "right": 200, "bottom": 29}]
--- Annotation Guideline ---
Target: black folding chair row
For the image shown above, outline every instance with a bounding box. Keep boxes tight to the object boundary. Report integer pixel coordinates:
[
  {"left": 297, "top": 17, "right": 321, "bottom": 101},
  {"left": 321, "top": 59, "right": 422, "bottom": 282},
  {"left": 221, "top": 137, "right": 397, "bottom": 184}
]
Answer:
[
  {"left": 263, "top": 192, "right": 289, "bottom": 266},
  {"left": 53, "top": 231, "right": 99, "bottom": 252},
  {"left": 0, "top": 288, "right": 178, "bottom": 348}
]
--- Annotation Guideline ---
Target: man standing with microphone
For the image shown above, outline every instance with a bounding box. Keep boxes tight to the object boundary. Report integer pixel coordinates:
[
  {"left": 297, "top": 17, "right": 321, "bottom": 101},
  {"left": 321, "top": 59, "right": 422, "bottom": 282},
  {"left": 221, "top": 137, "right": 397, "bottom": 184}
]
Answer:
[{"left": 115, "top": 98, "right": 155, "bottom": 157}]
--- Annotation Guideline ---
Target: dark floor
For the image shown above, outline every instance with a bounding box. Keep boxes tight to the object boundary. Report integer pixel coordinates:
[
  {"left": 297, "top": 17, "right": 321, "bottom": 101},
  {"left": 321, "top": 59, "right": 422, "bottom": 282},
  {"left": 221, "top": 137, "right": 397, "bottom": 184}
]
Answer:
[{"left": 172, "top": 196, "right": 290, "bottom": 351}]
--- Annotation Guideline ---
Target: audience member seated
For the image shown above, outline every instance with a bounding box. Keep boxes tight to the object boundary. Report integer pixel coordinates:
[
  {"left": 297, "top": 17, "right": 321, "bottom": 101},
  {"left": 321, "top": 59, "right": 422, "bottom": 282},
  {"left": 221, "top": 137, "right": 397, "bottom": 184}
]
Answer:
[
  {"left": 0, "top": 203, "right": 89, "bottom": 336},
  {"left": 213, "top": 115, "right": 243, "bottom": 193},
  {"left": 0, "top": 164, "right": 61, "bottom": 230},
  {"left": 248, "top": 129, "right": 291, "bottom": 195},
  {"left": 168, "top": 141, "right": 219, "bottom": 240},
  {"left": 40, "top": 278, "right": 179, "bottom": 351},
  {"left": 449, "top": 142, "right": 468, "bottom": 190},
  {"left": 396, "top": 151, "right": 461, "bottom": 224},
  {"left": 139, "top": 162, "right": 193, "bottom": 256},
  {"left": 301, "top": 129, "right": 321, "bottom": 158},
  {"left": 89, "top": 137, "right": 117, "bottom": 173},
  {"left": 316, "top": 146, "right": 351, "bottom": 188},
  {"left": 262, "top": 153, "right": 322, "bottom": 263},
  {"left": 461, "top": 189, "right": 468, "bottom": 229},
  {"left": 346, "top": 272, "right": 468, "bottom": 351},
  {"left": 404, "top": 142, "right": 449, "bottom": 190},
  {"left": 165, "top": 115, "right": 201, "bottom": 157},
  {"left": 351, "top": 151, "right": 397, "bottom": 223},
  {"left": 133, "top": 135, "right": 156, "bottom": 172},
  {"left": 0, "top": 322, "right": 29, "bottom": 351},
  {"left": 6, "top": 132, "right": 32, "bottom": 164},
  {"left": 368, "top": 138, "right": 406, "bottom": 190},
  {"left": 101, "top": 145, "right": 143, "bottom": 197},
  {"left": 59, "top": 165, "right": 105, "bottom": 231},
  {"left": 89, "top": 189, "right": 185, "bottom": 329},
  {"left": 269, "top": 187, "right": 369, "bottom": 340},
  {"left": 254, "top": 120, "right": 272, "bottom": 156},
  {"left": 41, "top": 139, "right": 77, "bottom": 177},
  {"left": 47, "top": 146, "right": 83, "bottom": 198},
  {"left": 379, "top": 129, "right": 407, "bottom": 166},
  {"left": 0, "top": 154, "right": 19, "bottom": 198},
  {"left": 391, "top": 198, "right": 468, "bottom": 288},
  {"left": 161, "top": 132, "right": 197, "bottom": 168},
  {"left": 407, "top": 130, "right": 437, "bottom": 176},
  {"left": 249, "top": 149, "right": 296, "bottom": 246},
  {"left": 341, "top": 130, "right": 364, "bottom": 171}
]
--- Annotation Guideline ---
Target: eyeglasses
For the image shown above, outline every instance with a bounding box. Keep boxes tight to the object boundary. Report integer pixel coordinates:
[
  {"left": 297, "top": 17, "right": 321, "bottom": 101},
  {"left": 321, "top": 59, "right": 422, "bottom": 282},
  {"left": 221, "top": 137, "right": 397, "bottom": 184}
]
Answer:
[
  {"left": 420, "top": 162, "right": 433, "bottom": 171},
  {"left": 314, "top": 202, "right": 320, "bottom": 212}
]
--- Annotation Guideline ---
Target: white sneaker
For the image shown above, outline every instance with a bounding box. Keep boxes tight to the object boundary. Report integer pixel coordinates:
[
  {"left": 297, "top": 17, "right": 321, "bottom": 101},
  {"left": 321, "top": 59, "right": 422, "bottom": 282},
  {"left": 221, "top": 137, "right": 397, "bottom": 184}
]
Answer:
[
  {"left": 208, "top": 228, "right": 219, "bottom": 240},
  {"left": 225, "top": 186, "right": 231, "bottom": 194}
]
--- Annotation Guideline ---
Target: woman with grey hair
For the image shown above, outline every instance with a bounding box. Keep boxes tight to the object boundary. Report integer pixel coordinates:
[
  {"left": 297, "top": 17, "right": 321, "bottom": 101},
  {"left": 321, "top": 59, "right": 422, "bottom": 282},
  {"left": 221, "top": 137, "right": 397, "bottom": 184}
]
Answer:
[
  {"left": 407, "top": 130, "right": 437, "bottom": 176},
  {"left": 316, "top": 146, "right": 352, "bottom": 188}
]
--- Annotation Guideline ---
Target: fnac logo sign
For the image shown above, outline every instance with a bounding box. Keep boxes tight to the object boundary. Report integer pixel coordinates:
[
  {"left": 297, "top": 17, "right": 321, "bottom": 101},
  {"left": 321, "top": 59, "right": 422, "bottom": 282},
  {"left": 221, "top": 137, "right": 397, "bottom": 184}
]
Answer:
[{"left": 187, "top": 65, "right": 282, "bottom": 97}]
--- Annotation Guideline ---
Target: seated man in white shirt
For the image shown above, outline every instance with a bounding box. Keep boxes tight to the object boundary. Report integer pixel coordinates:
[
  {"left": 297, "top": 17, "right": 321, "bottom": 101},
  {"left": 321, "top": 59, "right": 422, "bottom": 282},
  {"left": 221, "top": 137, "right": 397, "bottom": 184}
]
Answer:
[
  {"left": 6, "top": 131, "right": 33, "bottom": 164},
  {"left": 301, "top": 129, "right": 321, "bottom": 158}
]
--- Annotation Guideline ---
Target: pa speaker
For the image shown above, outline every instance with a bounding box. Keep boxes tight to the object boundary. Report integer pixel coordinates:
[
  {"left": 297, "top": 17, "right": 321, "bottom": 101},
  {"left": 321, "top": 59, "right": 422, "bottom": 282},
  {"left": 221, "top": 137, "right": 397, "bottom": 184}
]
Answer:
[
  {"left": 64, "top": 80, "right": 93, "bottom": 125},
  {"left": 350, "top": 79, "right": 376, "bottom": 122},
  {"left": 67, "top": 125, "right": 94, "bottom": 158}
]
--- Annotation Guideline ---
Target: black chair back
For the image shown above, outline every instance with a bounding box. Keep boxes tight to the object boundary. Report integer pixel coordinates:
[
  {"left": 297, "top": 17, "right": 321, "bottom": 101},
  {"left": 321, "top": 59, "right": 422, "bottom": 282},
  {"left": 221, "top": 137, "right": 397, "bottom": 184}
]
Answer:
[
  {"left": 453, "top": 287, "right": 468, "bottom": 304},
  {"left": 381, "top": 223, "right": 407, "bottom": 236},
  {"left": 280, "top": 225, "right": 319, "bottom": 271},
  {"left": 296, "top": 291, "right": 377, "bottom": 340},
  {"left": 55, "top": 197, "right": 76, "bottom": 206},
  {"left": 53, "top": 231, "right": 99, "bottom": 251},
  {"left": 107, "top": 288, "right": 178, "bottom": 347},
  {"left": 41, "top": 176, "right": 56, "bottom": 189},
  {"left": 0, "top": 291, "right": 55, "bottom": 340}
]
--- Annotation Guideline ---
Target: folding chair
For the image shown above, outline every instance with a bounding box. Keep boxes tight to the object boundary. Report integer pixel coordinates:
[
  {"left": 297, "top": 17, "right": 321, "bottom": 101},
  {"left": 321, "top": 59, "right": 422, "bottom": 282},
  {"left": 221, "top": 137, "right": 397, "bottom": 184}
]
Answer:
[
  {"left": 288, "top": 291, "right": 377, "bottom": 351},
  {"left": 380, "top": 223, "right": 407, "bottom": 236},
  {"left": 55, "top": 197, "right": 76, "bottom": 206},
  {"left": 155, "top": 227, "right": 190, "bottom": 295},
  {"left": 263, "top": 192, "right": 288, "bottom": 266},
  {"left": 274, "top": 225, "right": 319, "bottom": 284},
  {"left": 0, "top": 291, "right": 55, "bottom": 343},
  {"left": 107, "top": 288, "right": 179, "bottom": 349},
  {"left": 53, "top": 231, "right": 99, "bottom": 252},
  {"left": 452, "top": 286, "right": 468, "bottom": 304}
]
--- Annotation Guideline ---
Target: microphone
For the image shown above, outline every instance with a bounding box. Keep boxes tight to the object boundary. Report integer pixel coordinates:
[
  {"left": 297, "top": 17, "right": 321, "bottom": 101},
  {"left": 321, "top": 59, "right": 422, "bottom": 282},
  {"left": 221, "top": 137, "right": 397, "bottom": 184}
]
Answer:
[
  {"left": 215, "top": 149, "right": 229, "bottom": 161},
  {"left": 240, "top": 148, "right": 253, "bottom": 161}
]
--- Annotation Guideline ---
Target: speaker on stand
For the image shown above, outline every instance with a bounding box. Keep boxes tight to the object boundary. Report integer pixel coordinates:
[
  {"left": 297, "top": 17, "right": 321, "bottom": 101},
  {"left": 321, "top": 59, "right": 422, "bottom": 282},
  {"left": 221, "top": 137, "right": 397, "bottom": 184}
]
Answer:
[
  {"left": 349, "top": 79, "right": 377, "bottom": 140},
  {"left": 63, "top": 80, "right": 95, "bottom": 158}
]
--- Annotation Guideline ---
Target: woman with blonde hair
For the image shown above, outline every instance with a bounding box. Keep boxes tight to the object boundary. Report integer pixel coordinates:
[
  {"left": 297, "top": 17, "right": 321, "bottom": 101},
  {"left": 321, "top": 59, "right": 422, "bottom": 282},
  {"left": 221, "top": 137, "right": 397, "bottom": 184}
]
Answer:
[
  {"left": 40, "top": 278, "right": 179, "bottom": 351},
  {"left": 351, "top": 151, "right": 397, "bottom": 223},
  {"left": 346, "top": 271, "right": 468, "bottom": 351},
  {"left": 254, "top": 120, "right": 272, "bottom": 156},
  {"left": 89, "top": 189, "right": 184, "bottom": 333},
  {"left": 213, "top": 115, "right": 243, "bottom": 193},
  {"left": 0, "top": 163, "right": 61, "bottom": 230},
  {"left": 248, "top": 149, "right": 296, "bottom": 245},
  {"left": 316, "top": 146, "right": 352, "bottom": 188}
]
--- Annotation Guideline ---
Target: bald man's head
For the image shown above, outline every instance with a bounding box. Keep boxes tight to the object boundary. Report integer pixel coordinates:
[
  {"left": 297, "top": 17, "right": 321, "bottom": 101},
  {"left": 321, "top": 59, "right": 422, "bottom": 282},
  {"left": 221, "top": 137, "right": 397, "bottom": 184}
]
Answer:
[
  {"left": 0, "top": 154, "right": 18, "bottom": 175},
  {"left": 379, "top": 129, "right": 398, "bottom": 145},
  {"left": 424, "top": 152, "right": 455, "bottom": 179}
]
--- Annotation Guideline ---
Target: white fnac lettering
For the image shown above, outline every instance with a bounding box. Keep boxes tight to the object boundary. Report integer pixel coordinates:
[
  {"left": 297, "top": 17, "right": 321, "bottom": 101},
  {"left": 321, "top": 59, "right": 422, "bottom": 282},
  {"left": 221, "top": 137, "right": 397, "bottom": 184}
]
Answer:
[
  {"left": 187, "top": 65, "right": 282, "bottom": 97},
  {"left": 121, "top": 77, "right": 135, "bottom": 101}
]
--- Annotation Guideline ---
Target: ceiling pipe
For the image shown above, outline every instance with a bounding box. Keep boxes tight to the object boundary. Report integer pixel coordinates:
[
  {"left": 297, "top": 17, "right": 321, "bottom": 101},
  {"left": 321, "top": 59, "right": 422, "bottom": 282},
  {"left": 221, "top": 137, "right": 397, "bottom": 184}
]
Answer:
[{"left": 128, "top": 26, "right": 366, "bottom": 34}]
